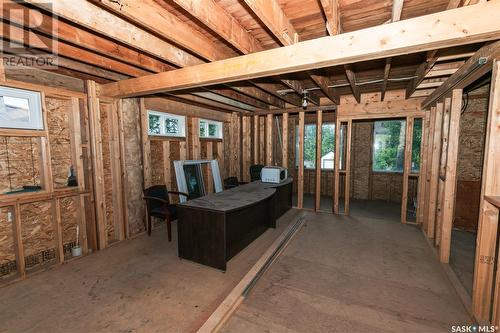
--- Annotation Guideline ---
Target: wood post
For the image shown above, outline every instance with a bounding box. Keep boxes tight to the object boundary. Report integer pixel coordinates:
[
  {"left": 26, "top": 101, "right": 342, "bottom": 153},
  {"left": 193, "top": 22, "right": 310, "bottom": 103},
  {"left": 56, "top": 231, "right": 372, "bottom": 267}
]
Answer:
[
  {"left": 206, "top": 141, "right": 214, "bottom": 193},
  {"left": 297, "top": 112, "right": 305, "bottom": 209},
  {"left": 333, "top": 118, "right": 341, "bottom": 214},
  {"left": 401, "top": 116, "right": 414, "bottom": 223},
  {"left": 427, "top": 102, "right": 444, "bottom": 238},
  {"left": 253, "top": 115, "right": 259, "bottom": 165},
  {"left": 282, "top": 113, "right": 289, "bottom": 169},
  {"left": 417, "top": 112, "right": 430, "bottom": 225},
  {"left": 315, "top": 110, "right": 322, "bottom": 211},
  {"left": 87, "top": 80, "right": 107, "bottom": 249},
  {"left": 439, "top": 89, "right": 462, "bottom": 263},
  {"left": 242, "top": 116, "right": 251, "bottom": 182},
  {"left": 266, "top": 114, "right": 273, "bottom": 165},
  {"left": 191, "top": 117, "right": 200, "bottom": 160},
  {"left": 344, "top": 120, "right": 352, "bottom": 215}
]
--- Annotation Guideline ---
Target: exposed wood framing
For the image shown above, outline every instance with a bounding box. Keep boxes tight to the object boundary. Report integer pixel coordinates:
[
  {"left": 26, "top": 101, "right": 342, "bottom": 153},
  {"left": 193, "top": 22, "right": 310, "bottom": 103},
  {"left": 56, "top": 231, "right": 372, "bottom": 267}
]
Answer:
[
  {"left": 140, "top": 98, "right": 151, "bottom": 188},
  {"left": 87, "top": 80, "right": 107, "bottom": 249},
  {"left": 253, "top": 115, "right": 260, "bottom": 164},
  {"left": 242, "top": 116, "right": 252, "bottom": 182},
  {"left": 99, "top": 1, "right": 500, "bottom": 98},
  {"left": 417, "top": 111, "right": 431, "bottom": 226},
  {"left": 344, "top": 120, "right": 352, "bottom": 215},
  {"left": 438, "top": 89, "right": 462, "bottom": 263},
  {"left": 315, "top": 110, "right": 323, "bottom": 211},
  {"left": 472, "top": 60, "right": 500, "bottom": 323},
  {"left": 266, "top": 114, "right": 273, "bottom": 166},
  {"left": 191, "top": 118, "right": 200, "bottom": 160},
  {"left": 401, "top": 116, "right": 414, "bottom": 224},
  {"left": 206, "top": 142, "right": 214, "bottom": 193},
  {"left": 297, "top": 112, "right": 305, "bottom": 208},
  {"left": 333, "top": 118, "right": 341, "bottom": 214},
  {"left": 423, "top": 41, "right": 500, "bottom": 108},
  {"left": 282, "top": 113, "right": 289, "bottom": 169},
  {"left": 426, "top": 102, "right": 444, "bottom": 238}
]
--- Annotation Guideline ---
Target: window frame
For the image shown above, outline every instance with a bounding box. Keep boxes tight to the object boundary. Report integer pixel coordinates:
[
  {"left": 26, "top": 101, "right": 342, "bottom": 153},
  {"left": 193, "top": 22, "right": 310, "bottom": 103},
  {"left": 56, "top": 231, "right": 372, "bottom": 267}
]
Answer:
[
  {"left": 295, "top": 122, "right": 336, "bottom": 170},
  {"left": 199, "top": 119, "right": 223, "bottom": 139},
  {"left": 372, "top": 119, "right": 407, "bottom": 174},
  {"left": 147, "top": 110, "right": 186, "bottom": 138},
  {"left": 0, "top": 86, "right": 43, "bottom": 130}
]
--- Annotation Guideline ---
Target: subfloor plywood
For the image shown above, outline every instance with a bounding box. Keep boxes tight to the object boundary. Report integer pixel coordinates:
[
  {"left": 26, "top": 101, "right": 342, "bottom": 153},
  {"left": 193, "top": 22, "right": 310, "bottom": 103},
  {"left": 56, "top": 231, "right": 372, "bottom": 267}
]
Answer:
[
  {"left": 222, "top": 211, "right": 472, "bottom": 332},
  {"left": 0, "top": 209, "right": 300, "bottom": 333}
]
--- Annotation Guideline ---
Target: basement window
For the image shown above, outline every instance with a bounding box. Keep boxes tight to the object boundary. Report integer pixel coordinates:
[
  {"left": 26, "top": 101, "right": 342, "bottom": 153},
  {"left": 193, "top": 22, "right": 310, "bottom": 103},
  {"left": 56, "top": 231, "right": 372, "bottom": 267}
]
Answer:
[
  {"left": 372, "top": 120, "right": 406, "bottom": 173},
  {"left": 295, "top": 123, "right": 335, "bottom": 170},
  {"left": 0, "top": 86, "right": 43, "bottom": 130},
  {"left": 199, "top": 119, "right": 223, "bottom": 139},
  {"left": 147, "top": 111, "right": 186, "bottom": 137}
]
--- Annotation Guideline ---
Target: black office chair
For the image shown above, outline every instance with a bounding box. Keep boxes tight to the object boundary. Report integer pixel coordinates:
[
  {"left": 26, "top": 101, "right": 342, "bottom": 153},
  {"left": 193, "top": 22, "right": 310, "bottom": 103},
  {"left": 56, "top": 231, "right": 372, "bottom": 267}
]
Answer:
[
  {"left": 143, "top": 185, "right": 189, "bottom": 242},
  {"left": 250, "top": 164, "right": 264, "bottom": 182}
]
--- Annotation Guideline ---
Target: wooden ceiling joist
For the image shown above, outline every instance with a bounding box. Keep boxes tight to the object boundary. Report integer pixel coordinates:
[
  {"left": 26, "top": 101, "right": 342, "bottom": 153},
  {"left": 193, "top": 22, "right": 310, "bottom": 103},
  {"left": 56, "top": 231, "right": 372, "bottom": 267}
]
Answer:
[
  {"left": 318, "top": 0, "right": 359, "bottom": 102},
  {"left": 406, "top": 50, "right": 439, "bottom": 98},
  {"left": 1, "top": 0, "right": 173, "bottom": 73},
  {"left": 309, "top": 73, "right": 339, "bottom": 104},
  {"left": 381, "top": 0, "right": 404, "bottom": 100},
  {"left": 24, "top": 0, "right": 204, "bottom": 68},
  {"left": 89, "top": 0, "right": 236, "bottom": 62},
  {"left": 423, "top": 40, "right": 500, "bottom": 108},
  {"left": 0, "top": 21, "right": 150, "bottom": 77},
  {"left": 242, "top": 0, "right": 326, "bottom": 103},
  {"left": 98, "top": 1, "right": 500, "bottom": 98}
]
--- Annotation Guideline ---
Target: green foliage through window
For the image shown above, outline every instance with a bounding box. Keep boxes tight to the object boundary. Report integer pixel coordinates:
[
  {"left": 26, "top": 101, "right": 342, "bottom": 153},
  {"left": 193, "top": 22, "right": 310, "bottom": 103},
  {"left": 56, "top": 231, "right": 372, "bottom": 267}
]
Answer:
[
  {"left": 373, "top": 120, "right": 406, "bottom": 172},
  {"left": 296, "top": 123, "right": 335, "bottom": 169}
]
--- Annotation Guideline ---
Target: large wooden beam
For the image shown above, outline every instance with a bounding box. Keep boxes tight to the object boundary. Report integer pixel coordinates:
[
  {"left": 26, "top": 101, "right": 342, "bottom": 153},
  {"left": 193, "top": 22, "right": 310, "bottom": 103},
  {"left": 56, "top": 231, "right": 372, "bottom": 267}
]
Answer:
[
  {"left": 423, "top": 41, "right": 500, "bottom": 108},
  {"left": 99, "top": 2, "right": 500, "bottom": 98}
]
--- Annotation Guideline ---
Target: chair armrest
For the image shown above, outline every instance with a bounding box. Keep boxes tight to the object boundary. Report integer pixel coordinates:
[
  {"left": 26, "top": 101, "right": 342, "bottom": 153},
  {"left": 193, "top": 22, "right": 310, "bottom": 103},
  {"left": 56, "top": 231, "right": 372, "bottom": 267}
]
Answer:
[
  {"left": 167, "top": 191, "right": 190, "bottom": 199},
  {"left": 143, "top": 196, "right": 169, "bottom": 204}
]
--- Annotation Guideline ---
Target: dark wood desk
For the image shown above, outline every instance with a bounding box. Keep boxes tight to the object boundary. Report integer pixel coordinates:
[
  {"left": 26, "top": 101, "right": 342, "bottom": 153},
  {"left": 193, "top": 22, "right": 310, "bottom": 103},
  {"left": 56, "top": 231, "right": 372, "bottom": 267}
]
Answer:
[{"left": 177, "top": 178, "right": 293, "bottom": 270}]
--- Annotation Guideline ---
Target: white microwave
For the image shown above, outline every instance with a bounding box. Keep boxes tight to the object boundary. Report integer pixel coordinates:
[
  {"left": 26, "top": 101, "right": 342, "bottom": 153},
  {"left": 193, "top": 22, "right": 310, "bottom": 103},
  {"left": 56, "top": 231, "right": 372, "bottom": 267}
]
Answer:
[{"left": 261, "top": 166, "right": 288, "bottom": 184}]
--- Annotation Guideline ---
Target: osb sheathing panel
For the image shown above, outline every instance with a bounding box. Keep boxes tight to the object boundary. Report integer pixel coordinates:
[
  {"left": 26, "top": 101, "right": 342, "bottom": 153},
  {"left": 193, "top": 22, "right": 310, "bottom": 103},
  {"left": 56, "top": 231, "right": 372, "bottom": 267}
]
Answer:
[
  {"left": 46, "top": 97, "right": 73, "bottom": 189},
  {"left": 351, "top": 122, "right": 372, "bottom": 200},
  {"left": 20, "top": 201, "right": 56, "bottom": 268},
  {"left": 223, "top": 123, "right": 231, "bottom": 179},
  {"left": 60, "top": 196, "right": 79, "bottom": 255},
  {"left": 150, "top": 140, "right": 165, "bottom": 186},
  {"left": 0, "top": 206, "right": 16, "bottom": 266},
  {"left": 0, "top": 137, "right": 41, "bottom": 194},
  {"left": 120, "top": 99, "right": 145, "bottom": 235},
  {"left": 457, "top": 86, "right": 489, "bottom": 182},
  {"left": 453, "top": 85, "right": 489, "bottom": 230},
  {"left": 100, "top": 104, "right": 115, "bottom": 241}
]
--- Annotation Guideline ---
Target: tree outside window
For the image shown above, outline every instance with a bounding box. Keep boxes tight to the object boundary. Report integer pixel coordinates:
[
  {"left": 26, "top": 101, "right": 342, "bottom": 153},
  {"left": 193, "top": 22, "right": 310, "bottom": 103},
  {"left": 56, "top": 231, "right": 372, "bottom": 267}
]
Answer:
[{"left": 296, "top": 123, "right": 335, "bottom": 169}]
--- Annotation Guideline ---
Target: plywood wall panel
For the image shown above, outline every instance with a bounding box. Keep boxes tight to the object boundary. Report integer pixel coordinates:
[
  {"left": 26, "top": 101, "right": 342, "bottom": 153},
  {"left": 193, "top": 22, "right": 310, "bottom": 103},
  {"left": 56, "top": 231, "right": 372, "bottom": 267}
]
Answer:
[
  {"left": 20, "top": 201, "right": 56, "bottom": 270},
  {"left": 0, "top": 206, "right": 16, "bottom": 278},
  {"left": 60, "top": 196, "right": 79, "bottom": 258},
  {"left": 0, "top": 137, "right": 41, "bottom": 194},
  {"left": 46, "top": 97, "right": 73, "bottom": 189}
]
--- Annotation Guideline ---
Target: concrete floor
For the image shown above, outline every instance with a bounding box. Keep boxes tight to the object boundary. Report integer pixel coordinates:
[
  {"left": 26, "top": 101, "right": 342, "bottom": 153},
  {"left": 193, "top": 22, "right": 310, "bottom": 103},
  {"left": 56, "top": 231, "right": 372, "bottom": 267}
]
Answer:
[
  {"left": 0, "top": 209, "right": 301, "bottom": 333},
  {"left": 223, "top": 212, "right": 472, "bottom": 332},
  {"left": 450, "top": 229, "right": 477, "bottom": 296},
  {"left": 293, "top": 194, "right": 403, "bottom": 222}
]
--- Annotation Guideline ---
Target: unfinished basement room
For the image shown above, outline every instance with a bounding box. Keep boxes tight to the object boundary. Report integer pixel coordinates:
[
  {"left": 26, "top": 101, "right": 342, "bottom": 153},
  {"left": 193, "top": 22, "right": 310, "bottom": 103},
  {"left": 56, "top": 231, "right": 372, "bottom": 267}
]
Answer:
[{"left": 0, "top": 0, "right": 500, "bottom": 332}]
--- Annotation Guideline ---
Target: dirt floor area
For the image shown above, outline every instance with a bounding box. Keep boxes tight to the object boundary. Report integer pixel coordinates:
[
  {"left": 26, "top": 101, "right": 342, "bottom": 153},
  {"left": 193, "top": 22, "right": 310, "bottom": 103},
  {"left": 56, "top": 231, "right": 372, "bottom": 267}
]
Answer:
[
  {"left": 0, "top": 209, "right": 302, "bottom": 333},
  {"left": 222, "top": 211, "right": 472, "bottom": 333}
]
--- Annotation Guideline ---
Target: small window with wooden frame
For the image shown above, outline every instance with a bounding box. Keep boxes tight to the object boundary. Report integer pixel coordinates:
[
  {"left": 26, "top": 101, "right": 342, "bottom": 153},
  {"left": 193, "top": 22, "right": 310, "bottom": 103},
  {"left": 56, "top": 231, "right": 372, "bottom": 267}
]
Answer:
[
  {"left": 147, "top": 110, "right": 186, "bottom": 138},
  {"left": 199, "top": 119, "right": 223, "bottom": 139}
]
